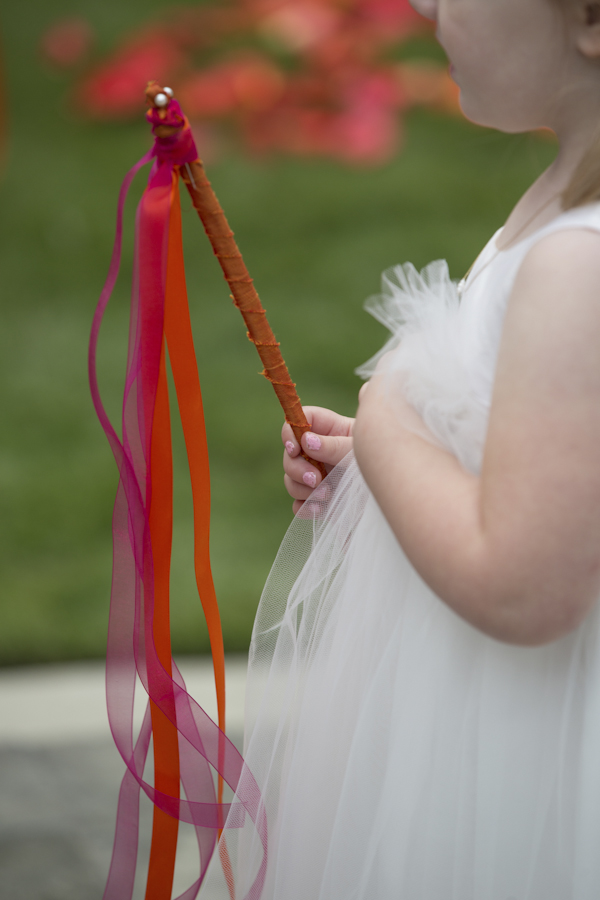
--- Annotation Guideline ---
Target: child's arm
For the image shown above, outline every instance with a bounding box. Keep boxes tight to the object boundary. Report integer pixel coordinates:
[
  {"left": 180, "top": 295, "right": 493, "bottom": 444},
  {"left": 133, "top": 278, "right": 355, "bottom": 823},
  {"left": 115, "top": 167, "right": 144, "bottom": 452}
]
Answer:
[{"left": 345, "top": 228, "right": 600, "bottom": 646}]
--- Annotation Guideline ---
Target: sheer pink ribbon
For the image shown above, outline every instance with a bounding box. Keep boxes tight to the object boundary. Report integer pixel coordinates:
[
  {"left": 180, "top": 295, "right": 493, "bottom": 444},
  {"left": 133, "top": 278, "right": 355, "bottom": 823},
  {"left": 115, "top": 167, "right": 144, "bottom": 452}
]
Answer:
[{"left": 88, "top": 116, "right": 267, "bottom": 900}]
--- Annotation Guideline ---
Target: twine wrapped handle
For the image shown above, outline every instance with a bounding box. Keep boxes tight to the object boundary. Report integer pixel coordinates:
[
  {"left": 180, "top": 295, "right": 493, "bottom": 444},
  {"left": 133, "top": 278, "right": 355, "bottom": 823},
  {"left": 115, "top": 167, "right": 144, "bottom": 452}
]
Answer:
[{"left": 146, "top": 82, "right": 327, "bottom": 480}]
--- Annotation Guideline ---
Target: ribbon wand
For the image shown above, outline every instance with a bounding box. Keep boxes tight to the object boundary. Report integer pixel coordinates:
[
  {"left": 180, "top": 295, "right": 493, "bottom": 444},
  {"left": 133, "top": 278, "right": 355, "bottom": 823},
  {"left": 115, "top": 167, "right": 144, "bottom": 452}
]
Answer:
[
  {"left": 89, "top": 78, "right": 327, "bottom": 900},
  {"left": 89, "top": 83, "right": 273, "bottom": 900},
  {"left": 146, "top": 82, "right": 327, "bottom": 479}
]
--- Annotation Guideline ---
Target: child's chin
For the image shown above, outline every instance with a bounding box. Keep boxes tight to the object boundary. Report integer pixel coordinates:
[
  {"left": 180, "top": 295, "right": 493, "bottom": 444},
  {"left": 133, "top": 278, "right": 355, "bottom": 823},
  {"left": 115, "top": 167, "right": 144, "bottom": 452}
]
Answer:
[
  {"left": 458, "top": 97, "right": 531, "bottom": 134},
  {"left": 456, "top": 96, "right": 492, "bottom": 129}
]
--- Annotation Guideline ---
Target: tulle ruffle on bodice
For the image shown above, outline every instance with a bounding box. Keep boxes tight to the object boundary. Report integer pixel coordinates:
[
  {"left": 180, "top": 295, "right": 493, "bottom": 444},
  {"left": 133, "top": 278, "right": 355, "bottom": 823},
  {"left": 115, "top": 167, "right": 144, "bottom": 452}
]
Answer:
[{"left": 357, "top": 259, "right": 495, "bottom": 473}]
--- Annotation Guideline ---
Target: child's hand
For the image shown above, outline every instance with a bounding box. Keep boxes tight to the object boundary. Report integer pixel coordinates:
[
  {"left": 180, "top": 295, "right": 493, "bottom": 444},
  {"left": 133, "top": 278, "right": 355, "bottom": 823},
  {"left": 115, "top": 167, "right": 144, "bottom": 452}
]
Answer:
[{"left": 282, "top": 406, "right": 354, "bottom": 514}]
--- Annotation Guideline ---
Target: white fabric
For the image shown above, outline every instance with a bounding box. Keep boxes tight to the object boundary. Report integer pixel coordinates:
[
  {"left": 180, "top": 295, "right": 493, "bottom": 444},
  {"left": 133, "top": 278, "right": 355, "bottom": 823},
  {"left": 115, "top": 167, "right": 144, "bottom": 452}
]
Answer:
[{"left": 200, "top": 203, "right": 600, "bottom": 900}]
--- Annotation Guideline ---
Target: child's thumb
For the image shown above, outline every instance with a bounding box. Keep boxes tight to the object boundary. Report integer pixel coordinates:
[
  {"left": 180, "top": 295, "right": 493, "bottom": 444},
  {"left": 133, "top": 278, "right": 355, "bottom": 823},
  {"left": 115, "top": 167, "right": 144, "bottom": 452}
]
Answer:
[{"left": 301, "top": 431, "right": 352, "bottom": 469}]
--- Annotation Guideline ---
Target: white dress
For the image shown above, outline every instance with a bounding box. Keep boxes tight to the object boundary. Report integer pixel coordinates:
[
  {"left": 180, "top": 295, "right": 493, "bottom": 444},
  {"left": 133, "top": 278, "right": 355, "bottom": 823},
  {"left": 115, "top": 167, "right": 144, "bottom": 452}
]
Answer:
[{"left": 203, "top": 203, "right": 600, "bottom": 900}]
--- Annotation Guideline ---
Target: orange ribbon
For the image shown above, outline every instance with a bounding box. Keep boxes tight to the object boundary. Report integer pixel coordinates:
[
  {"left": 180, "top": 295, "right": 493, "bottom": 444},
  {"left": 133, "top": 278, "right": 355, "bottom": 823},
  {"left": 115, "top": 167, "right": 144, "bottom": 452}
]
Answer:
[{"left": 144, "top": 173, "right": 227, "bottom": 900}]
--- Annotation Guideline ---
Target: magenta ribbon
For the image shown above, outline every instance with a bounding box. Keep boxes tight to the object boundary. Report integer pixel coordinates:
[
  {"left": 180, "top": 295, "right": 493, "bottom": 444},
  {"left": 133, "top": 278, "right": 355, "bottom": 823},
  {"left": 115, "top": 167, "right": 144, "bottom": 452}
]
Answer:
[{"left": 89, "top": 110, "right": 267, "bottom": 899}]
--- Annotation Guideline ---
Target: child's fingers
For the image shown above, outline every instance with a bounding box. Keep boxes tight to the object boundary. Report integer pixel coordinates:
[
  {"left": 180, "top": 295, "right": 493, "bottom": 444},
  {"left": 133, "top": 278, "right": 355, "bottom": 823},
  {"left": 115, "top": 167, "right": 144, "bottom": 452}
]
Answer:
[
  {"left": 300, "top": 431, "right": 352, "bottom": 469},
  {"left": 292, "top": 482, "right": 332, "bottom": 518},
  {"left": 283, "top": 450, "right": 322, "bottom": 490},
  {"left": 282, "top": 409, "right": 352, "bottom": 512},
  {"left": 302, "top": 406, "right": 354, "bottom": 438},
  {"left": 284, "top": 473, "right": 316, "bottom": 501},
  {"left": 282, "top": 407, "right": 354, "bottom": 457},
  {"left": 282, "top": 420, "right": 301, "bottom": 456}
]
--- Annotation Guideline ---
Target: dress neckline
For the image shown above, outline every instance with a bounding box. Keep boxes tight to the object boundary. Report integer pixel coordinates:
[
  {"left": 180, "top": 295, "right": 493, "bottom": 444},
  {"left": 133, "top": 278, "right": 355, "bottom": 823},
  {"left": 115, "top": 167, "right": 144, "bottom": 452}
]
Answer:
[{"left": 494, "top": 215, "right": 558, "bottom": 255}]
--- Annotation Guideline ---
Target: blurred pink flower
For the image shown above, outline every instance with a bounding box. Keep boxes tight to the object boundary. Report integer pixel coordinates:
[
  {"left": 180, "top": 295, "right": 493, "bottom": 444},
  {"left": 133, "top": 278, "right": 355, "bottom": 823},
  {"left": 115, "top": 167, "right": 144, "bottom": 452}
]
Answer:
[
  {"left": 359, "top": 0, "right": 422, "bottom": 37},
  {"left": 178, "top": 55, "right": 285, "bottom": 117},
  {"left": 257, "top": 1, "right": 342, "bottom": 51},
  {"left": 68, "top": 0, "right": 455, "bottom": 164},
  {"left": 40, "top": 17, "right": 94, "bottom": 69},
  {"left": 75, "top": 29, "right": 184, "bottom": 119},
  {"left": 330, "top": 104, "right": 399, "bottom": 163},
  {"left": 242, "top": 70, "right": 401, "bottom": 163},
  {"left": 330, "top": 70, "right": 404, "bottom": 162}
]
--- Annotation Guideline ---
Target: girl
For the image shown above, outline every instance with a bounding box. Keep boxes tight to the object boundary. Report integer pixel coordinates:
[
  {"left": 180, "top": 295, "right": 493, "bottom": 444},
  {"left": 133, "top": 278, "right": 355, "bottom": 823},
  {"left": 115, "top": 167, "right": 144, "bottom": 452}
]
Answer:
[{"left": 205, "top": 0, "right": 600, "bottom": 897}]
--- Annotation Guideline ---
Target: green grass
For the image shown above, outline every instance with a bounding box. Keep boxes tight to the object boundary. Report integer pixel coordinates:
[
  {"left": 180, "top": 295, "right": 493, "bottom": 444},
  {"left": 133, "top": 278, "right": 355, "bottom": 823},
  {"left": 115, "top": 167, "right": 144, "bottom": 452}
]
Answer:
[{"left": 0, "top": 0, "right": 557, "bottom": 664}]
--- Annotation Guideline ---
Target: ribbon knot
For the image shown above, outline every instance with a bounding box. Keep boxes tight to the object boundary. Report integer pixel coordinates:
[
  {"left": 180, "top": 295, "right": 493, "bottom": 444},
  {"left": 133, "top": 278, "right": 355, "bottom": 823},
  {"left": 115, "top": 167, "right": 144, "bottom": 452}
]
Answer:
[{"left": 146, "top": 99, "right": 199, "bottom": 167}]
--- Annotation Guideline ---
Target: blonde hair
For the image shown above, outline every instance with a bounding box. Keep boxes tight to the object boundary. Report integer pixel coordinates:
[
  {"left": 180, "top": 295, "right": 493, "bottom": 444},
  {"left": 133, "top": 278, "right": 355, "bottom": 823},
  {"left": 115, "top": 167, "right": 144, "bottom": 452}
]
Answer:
[{"left": 554, "top": 0, "right": 600, "bottom": 208}]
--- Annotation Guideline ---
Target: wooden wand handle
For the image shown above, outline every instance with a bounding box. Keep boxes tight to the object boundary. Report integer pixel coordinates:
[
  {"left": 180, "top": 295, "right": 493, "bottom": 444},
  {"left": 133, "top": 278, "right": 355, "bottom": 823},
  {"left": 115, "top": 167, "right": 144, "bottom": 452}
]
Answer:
[
  {"left": 181, "top": 160, "right": 327, "bottom": 477},
  {"left": 146, "top": 83, "right": 327, "bottom": 480}
]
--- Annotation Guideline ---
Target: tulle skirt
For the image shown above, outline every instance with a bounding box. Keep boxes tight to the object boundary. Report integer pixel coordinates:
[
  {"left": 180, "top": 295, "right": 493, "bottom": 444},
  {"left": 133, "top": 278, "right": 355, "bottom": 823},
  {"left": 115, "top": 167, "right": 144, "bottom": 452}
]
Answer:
[{"left": 202, "top": 452, "right": 600, "bottom": 900}]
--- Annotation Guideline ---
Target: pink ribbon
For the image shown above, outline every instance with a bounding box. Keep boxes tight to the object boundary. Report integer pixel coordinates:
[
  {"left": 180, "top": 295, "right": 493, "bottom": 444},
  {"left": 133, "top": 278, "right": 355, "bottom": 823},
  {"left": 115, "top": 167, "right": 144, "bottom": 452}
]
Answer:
[{"left": 89, "top": 124, "right": 267, "bottom": 899}]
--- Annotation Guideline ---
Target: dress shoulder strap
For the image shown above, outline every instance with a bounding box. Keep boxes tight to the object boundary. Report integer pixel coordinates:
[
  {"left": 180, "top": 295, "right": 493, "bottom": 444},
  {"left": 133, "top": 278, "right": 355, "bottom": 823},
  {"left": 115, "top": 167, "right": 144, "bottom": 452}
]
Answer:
[
  {"left": 491, "top": 201, "right": 600, "bottom": 281},
  {"left": 466, "top": 202, "right": 600, "bottom": 311},
  {"left": 538, "top": 200, "right": 600, "bottom": 238}
]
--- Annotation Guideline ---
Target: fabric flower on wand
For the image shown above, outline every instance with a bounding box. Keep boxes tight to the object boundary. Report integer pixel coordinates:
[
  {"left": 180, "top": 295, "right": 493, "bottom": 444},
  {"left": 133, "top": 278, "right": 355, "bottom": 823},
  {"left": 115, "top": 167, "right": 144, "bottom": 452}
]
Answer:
[{"left": 89, "top": 81, "right": 327, "bottom": 900}]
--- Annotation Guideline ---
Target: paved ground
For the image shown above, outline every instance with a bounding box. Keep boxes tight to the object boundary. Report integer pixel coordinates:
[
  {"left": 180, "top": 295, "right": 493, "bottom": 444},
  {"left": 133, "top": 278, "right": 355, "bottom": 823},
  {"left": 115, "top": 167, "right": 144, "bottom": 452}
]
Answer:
[{"left": 0, "top": 657, "right": 247, "bottom": 900}]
